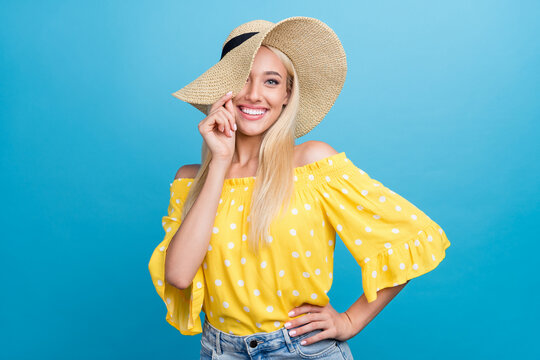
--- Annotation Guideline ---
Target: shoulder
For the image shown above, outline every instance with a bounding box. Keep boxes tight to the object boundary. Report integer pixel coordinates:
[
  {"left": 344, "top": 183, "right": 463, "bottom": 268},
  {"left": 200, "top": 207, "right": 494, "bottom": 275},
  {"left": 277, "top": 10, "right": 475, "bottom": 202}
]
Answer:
[
  {"left": 297, "top": 140, "right": 339, "bottom": 167},
  {"left": 174, "top": 164, "right": 201, "bottom": 180}
]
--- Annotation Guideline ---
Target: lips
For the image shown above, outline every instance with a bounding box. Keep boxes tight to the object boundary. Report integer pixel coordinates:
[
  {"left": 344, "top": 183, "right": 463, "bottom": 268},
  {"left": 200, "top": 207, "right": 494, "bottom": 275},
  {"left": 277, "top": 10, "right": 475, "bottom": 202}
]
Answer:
[{"left": 237, "top": 105, "right": 268, "bottom": 120}]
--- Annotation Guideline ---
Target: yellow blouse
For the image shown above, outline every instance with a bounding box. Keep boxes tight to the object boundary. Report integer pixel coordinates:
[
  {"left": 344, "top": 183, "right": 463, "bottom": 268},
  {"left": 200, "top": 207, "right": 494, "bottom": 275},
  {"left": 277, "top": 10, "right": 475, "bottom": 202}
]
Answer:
[{"left": 148, "top": 152, "right": 450, "bottom": 336}]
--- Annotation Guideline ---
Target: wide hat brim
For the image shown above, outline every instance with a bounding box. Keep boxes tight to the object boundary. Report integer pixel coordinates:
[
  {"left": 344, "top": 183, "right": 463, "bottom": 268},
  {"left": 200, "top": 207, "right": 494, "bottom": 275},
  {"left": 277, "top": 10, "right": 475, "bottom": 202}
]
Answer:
[{"left": 171, "top": 16, "right": 347, "bottom": 138}]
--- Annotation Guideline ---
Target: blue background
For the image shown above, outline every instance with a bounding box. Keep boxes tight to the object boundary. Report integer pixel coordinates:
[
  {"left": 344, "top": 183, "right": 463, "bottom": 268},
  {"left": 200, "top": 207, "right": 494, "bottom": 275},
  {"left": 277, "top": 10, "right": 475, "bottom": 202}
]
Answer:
[{"left": 2, "top": 1, "right": 539, "bottom": 359}]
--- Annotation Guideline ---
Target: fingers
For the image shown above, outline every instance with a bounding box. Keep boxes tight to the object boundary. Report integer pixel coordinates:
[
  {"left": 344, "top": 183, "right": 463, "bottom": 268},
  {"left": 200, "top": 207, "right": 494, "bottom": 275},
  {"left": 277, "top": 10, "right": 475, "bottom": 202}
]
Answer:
[
  {"left": 224, "top": 98, "right": 237, "bottom": 133},
  {"left": 209, "top": 91, "right": 233, "bottom": 114},
  {"left": 215, "top": 109, "right": 234, "bottom": 137}
]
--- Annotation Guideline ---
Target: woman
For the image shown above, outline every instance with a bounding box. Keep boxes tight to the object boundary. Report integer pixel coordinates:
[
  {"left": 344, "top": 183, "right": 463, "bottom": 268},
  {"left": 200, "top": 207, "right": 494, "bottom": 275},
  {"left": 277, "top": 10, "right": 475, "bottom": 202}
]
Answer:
[{"left": 149, "top": 16, "right": 451, "bottom": 359}]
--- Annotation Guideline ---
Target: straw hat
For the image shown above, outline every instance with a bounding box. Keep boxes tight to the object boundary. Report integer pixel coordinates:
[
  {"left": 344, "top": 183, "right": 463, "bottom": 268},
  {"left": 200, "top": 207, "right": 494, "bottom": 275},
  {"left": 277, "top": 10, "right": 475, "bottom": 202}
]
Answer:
[{"left": 171, "top": 16, "right": 347, "bottom": 138}]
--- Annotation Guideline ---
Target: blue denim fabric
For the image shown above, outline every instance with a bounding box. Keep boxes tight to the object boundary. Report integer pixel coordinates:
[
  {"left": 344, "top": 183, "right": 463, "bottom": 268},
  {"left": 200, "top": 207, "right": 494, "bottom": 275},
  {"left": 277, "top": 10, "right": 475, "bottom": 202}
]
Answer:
[{"left": 200, "top": 317, "right": 354, "bottom": 359}]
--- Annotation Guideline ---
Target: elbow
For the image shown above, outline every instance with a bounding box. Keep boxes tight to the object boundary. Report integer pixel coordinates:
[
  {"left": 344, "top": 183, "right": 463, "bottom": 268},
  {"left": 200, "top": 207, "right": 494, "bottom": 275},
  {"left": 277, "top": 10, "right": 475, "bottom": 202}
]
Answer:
[{"left": 165, "top": 269, "right": 190, "bottom": 290}]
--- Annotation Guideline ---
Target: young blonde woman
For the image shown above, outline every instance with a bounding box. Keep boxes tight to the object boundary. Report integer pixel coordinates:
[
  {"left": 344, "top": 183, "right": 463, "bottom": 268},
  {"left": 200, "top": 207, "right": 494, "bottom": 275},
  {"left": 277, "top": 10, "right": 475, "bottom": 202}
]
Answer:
[{"left": 149, "top": 16, "right": 451, "bottom": 359}]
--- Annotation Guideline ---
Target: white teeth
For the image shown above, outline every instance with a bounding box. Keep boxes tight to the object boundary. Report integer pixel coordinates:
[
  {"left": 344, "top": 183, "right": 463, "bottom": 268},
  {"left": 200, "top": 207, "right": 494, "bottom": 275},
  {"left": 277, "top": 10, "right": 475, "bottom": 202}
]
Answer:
[{"left": 241, "top": 107, "right": 266, "bottom": 115}]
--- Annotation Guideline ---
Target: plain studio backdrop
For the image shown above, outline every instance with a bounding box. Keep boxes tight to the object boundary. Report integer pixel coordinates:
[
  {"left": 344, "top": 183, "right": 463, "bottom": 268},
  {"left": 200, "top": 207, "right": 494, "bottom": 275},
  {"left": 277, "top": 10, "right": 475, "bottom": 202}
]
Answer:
[{"left": 1, "top": 1, "right": 538, "bottom": 359}]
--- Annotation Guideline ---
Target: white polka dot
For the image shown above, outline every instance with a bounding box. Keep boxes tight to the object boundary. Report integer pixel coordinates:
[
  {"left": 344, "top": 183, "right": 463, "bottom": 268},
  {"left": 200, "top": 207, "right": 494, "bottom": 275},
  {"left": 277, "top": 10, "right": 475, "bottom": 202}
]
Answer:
[
  {"left": 305, "top": 251, "right": 311, "bottom": 257},
  {"left": 254, "top": 289, "right": 260, "bottom": 296},
  {"left": 303, "top": 272, "right": 310, "bottom": 278},
  {"left": 341, "top": 188, "right": 348, "bottom": 194},
  {"left": 328, "top": 239, "right": 334, "bottom": 246},
  {"left": 379, "top": 196, "right": 386, "bottom": 202},
  {"left": 404, "top": 243, "right": 409, "bottom": 250},
  {"left": 230, "top": 188, "right": 235, "bottom": 192},
  {"left": 267, "top": 235, "right": 273, "bottom": 243},
  {"left": 311, "top": 293, "right": 318, "bottom": 299},
  {"left": 292, "top": 290, "right": 299, "bottom": 296},
  {"left": 328, "top": 159, "right": 333, "bottom": 165},
  {"left": 228, "top": 242, "right": 234, "bottom": 249},
  {"left": 364, "top": 257, "right": 370, "bottom": 263},
  {"left": 290, "top": 229, "right": 296, "bottom": 236},
  {"left": 219, "top": 199, "right": 223, "bottom": 204},
  {"left": 329, "top": 272, "right": 333, "bottom": 279},
  {"left": 210, "top": 296, "right": 214, "bottom": 302},
  {"left": 274, "top": 321, "right": 280, "bottom": 327},
  {"left": 231, "top": 200, "right": 235, "bottom": 205},
  {"left": 266, "top": 306, "right": 274, "bottom": 312},
  {"left": 166, "top": 297, "right": 171, "bottom": 304},
  {"left": 432, "top": 254, "right": 436, "bottom": 261},
  {"left": 197, "top": 282, "right": 202, "bottom": 288},
  {"left": 261, "top": 261, "right": 267, "bottom": 269},
  {"left": 439, "top": 228, "right": 443, "bottom": 235},
  {"left": 187, "top": 181, "right": 192, "bottom": 186},
  {"left": 215, "top": 279, "right": 222, "bottom": 286},
  {"left": 292, "top": 208, "right": 298, "bottom": 215},
  {"left": 395, "top": 205, "right": 402, "bottom": 211},
  {"left": 159, "top": 246, "right": 165, "bottom": 252},
  {"left": 219, "top": 317, "right": 225, "bottom": 323},
  {"left": 392, "top": 228, "right": 399, "bottom": 233},
  {"left": 166, "top": 227, "right": 171, "bottom": 233},
  {"left": 411, "top": 214, "right": 417, "bottom": 220},
  {"left": 238, "top": 280, "right": 244, "bottom": 286},
  {"left": 365, "top": 226, "right": 372, "bottom": 232},
  {"left": 342, "top": 174, "right": 349, "bottom": 180},
  {"left": 373, "top": 214, "right": 380, "bottom": 220},
  {"left": 339, "top": 204, "right": 345, "bottom": 209},
  {"left": 361, "top": 190, "right": 368, "bottom": 196},
  {"left": 308, "top": 174, "right": 314, "bottom": 181},
  {"left": 304, "top": 204, "right": 311, "bottom": 210},
  {"left": 292, "top": 251, "right": 299, "bottom": 258},
  {"left": 354, "top": 239, "right": 362, "bottom": 246},
  {"left": 244, "top": 187, "right": 248, "bottom": 191},
  {"left": 388, "top": 249, "right": 393, "bottom": 255},
  {"left": 256, "top": 322, "right": 261, "bottom": 328},
  {"left": 315, "top": 268, "right": 321, "bottom": 275},
  {"left": 237, "top": 205, "right": 244, "bottom": 211},
  {"left": 223, "top": 301, "right": 229, "bottom": 308},
  {"left": 384, "top": 242, "right": 392, "bottom": 248},
  {"left": 176, "top": 199, "right": 180, "bottom": 204},
  {"left": 243, "top": 306, "right": 250, "bottom": 312},
  {"left": 224, "top": 259, "right": 231, "bottom": 266},
  {"left": 242, "top": 234, "right": 247, "bottom": 241},
  {"left": 357, "top": 205, "right": 364, "bottom": 211},
  {"left": 277, "top": 290, "right": 282, "bottom": 296},
  {"left": 323, "top": 192, "right": 330, "bottom": 198},
  {"left": 241, "top": 257, "right": 246, "bottom": 264},
  {"left": 213, "top": 227, "right": 219, "bottom": 233},
  {"left": 279, "top": 270, "right": 285, "bottom": 277},
  {"left": 230, "top": 223, "right": 236, "bottom": 230},
  {"left": 414, "top": 239, "right": 420, "bottom": 247},
  {"left": 382, "top": 265, "right": 388, "bottom": 271},
  {"left": 412, "top": 264, "right": 419, "bottom": 270},
  {"left": 427, "top": 235, "right": 433, "bottom": 242},
  {"left": 336, "top": 224, "right": 343, "bottom": 231},
  {"left": 372, "top": 270, "right": 377, "bottom": 278},
  {"left": 399, "top": 263, "right": 405, "bottom": 270},
  {"left": 157, "top": 280, "right": 163, "bottom": 286},
  {"left": 294, "top": 175, "right": 298, "bottom": 181},
  {"left": 310, "top": 229, "right": 314, "bottom": 237}
]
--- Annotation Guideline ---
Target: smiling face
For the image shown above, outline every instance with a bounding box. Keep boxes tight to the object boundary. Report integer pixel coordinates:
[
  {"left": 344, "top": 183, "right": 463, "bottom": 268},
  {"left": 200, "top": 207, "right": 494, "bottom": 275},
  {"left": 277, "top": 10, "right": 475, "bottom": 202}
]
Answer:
[{"left": 232, "top": 46, "right": 290, "bottom": 136}]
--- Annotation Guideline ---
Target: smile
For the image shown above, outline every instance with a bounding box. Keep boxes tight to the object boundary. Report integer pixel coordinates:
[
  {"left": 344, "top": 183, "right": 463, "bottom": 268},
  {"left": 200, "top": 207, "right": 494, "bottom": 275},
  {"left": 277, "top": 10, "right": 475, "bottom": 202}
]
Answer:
[{"left": 239, "top": 106, "right": 268, "bottom": 115}]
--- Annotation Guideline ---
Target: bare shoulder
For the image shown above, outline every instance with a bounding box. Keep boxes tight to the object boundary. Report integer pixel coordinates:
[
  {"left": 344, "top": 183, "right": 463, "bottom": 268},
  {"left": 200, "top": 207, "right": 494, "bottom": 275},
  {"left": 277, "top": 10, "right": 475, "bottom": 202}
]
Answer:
[
  {"left": 297, "top": 140, "right": 339, "bottom": 167},
  {"left": 174, "top": 164, "right": 201, "bottom": 180}
]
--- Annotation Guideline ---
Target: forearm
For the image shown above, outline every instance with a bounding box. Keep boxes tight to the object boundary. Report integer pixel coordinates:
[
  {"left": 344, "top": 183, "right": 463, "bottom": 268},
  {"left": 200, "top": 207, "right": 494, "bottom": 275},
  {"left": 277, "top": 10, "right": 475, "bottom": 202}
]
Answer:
[{"left": 344, "top": 281, "right": 409, "bottom": 336}]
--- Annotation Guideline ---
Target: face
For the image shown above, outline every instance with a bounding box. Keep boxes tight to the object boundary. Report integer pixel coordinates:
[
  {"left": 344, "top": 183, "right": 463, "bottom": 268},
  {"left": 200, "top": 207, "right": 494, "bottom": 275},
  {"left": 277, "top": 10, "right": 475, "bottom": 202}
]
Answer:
[{"left": 232, "top": 46, "right": 290, "bottom": 136}]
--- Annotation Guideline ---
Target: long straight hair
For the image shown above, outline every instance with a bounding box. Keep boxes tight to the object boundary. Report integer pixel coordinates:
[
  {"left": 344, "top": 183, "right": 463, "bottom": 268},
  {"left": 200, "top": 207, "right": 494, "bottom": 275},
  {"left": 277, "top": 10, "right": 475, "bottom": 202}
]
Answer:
[{"left": 180, "top": 44, "right": 301, "bottom": 256}]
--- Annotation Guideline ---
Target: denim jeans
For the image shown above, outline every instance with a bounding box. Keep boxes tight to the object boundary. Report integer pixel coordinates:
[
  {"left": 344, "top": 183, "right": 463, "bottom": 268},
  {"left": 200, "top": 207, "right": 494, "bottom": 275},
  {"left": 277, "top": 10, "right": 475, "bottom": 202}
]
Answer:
[{"left": 200, "top": 317, "right": 354, "bottom": 359}]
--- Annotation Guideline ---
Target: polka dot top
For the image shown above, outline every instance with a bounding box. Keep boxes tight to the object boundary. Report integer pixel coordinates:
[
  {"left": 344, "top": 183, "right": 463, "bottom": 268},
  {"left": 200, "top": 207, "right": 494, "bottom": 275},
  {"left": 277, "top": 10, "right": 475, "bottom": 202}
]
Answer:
[{"left": 148, "top": 152, "right": 451, "bottom": 336}]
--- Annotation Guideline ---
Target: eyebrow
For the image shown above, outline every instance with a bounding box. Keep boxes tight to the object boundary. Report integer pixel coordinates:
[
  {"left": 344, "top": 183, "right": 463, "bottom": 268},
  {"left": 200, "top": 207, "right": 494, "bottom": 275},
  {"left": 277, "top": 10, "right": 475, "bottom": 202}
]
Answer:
[{"left": 263, "top": 71, "right": 282, "bottom": 79}]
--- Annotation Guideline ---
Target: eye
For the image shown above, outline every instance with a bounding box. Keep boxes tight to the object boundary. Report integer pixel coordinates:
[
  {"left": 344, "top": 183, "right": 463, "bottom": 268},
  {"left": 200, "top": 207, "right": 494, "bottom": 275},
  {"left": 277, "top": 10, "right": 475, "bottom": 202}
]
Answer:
[{"left": 266, "top": 79, "right": 279, "bottom": 85}]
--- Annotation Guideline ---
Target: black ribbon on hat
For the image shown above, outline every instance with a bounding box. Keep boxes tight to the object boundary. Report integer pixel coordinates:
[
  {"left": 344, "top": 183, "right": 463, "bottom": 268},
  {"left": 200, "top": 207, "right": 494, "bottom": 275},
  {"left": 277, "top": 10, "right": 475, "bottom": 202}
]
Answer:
[{"left": 220, "top": 32, "right": 259, "bottom": 60}]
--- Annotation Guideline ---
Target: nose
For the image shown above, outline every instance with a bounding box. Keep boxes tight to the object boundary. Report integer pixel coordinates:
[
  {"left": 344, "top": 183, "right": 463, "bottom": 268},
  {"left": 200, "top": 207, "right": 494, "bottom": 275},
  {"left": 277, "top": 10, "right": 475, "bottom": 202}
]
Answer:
[{"left": 244, "top": 80, "right": 262, "bottom": 103}]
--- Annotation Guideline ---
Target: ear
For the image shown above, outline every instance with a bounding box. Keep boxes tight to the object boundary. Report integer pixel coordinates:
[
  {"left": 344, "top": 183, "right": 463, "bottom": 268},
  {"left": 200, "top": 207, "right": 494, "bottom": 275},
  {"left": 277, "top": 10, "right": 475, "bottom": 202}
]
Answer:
[{"left": 283, "top": 88, "right": 290, "bottom": 106}]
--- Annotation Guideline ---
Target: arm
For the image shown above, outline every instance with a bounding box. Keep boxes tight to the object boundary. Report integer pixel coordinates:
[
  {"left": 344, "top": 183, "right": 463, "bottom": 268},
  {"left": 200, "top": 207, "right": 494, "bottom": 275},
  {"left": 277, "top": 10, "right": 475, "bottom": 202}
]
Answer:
[
  {"left": 344, "top": 281, "right": 409, "bottom": 336},
  {"left": 164, "top": 160, "right": 229, "bottom": 289}
]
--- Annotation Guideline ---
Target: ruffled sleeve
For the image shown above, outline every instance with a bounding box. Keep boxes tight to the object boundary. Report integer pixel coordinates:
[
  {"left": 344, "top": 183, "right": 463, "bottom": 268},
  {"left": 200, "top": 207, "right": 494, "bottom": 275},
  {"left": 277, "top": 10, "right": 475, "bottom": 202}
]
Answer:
[
  {"left": 315, "top": 153, "right": 451, "bottom": 303},
  {"left": 148, "top": 178, "right": 205, "bottom": 335}
]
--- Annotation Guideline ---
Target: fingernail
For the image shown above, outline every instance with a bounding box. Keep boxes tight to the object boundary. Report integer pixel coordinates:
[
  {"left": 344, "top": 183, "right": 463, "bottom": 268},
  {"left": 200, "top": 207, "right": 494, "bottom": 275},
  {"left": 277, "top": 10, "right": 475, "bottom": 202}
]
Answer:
[
  {"left": 233, "top": 123, "right": 237, "bottom": 131},
  {"left": 284, "top": 322, "right": 291, "bottom": 328},
  {"left": 226, "top": 91, "right": 232, "bottom": 96},
  {"left": 229, "top": 130, "right": 233, "bottom": 136},
  {"left": 289, "top": 330, "right": 296, "bottom": 336},
  {"left": 301, "top": 340, "right": 306, "bottom": 345},
  {"left": 288, "top": 311, "right": 294, "bottom": 316}
]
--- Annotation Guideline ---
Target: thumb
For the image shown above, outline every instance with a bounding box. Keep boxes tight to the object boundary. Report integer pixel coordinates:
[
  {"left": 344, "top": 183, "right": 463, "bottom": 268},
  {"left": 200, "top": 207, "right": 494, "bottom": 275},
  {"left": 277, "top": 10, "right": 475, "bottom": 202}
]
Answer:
[{"left": 210, "top": 91, "right": 233, "bottom": 112}]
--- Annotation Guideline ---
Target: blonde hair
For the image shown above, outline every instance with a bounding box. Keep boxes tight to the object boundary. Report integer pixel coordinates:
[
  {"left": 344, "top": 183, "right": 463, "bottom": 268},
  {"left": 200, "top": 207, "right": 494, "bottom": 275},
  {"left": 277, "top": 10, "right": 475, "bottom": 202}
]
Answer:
[{"left": 180, "top": 44, "right": 301, "bottom": 256}]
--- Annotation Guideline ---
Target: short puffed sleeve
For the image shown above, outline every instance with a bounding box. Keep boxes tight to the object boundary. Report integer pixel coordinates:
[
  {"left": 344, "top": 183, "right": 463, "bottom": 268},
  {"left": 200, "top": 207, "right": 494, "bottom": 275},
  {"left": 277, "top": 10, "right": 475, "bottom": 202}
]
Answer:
[
  {"left": 147, "top": 178, "right": 205, "bottom": 335},
  {"left": 315, "top": 153, "right": 451, "bottom": 302}
]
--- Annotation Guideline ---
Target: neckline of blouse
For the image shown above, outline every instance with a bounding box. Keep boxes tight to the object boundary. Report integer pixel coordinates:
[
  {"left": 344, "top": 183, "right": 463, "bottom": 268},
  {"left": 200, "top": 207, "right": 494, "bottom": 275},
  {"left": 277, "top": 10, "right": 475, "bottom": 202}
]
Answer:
[{"left": 174, "top": 151, "right": 348, "bottom": 187}]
